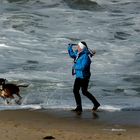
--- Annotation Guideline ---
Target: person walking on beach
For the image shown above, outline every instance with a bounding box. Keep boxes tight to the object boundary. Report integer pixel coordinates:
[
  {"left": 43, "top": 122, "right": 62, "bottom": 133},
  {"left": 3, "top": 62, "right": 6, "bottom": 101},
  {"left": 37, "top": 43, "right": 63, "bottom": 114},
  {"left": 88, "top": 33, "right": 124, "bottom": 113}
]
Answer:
[{"left": 67, "top": 41, "right": 100, "bottom": 113}]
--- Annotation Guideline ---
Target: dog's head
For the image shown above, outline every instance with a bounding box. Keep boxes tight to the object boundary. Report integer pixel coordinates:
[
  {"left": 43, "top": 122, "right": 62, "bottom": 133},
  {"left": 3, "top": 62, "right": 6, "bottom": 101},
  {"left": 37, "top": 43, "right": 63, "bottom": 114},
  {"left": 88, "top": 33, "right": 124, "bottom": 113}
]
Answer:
[{"left": 0, "top": 78, "right": 6, "bottom": 85}]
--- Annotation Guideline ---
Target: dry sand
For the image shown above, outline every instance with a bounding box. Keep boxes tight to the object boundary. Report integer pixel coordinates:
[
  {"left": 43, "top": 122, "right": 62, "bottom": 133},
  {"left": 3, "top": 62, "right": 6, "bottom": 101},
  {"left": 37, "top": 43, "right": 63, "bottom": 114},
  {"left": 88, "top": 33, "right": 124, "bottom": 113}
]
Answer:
[{"left": 0, "top": 109, "right": 140, "bottom": 140}]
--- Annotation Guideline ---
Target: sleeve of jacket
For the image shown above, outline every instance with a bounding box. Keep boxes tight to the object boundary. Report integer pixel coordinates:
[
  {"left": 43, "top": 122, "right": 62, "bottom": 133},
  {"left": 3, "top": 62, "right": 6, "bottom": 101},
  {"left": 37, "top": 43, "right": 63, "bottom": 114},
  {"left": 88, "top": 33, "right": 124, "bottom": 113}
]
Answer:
[
  {"left": 67, "top": 44, "right": 77, "bottom": 59},
  {"left": 74, "top": 55, "right": 90, "bottom": 70}
]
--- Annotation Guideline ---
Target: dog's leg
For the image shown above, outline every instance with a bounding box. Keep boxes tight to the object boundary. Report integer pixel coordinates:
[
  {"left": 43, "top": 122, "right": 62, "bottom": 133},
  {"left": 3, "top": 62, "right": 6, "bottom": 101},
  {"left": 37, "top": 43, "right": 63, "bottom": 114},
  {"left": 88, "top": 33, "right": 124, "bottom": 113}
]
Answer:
[
  {"left": 2, "top": 97, "right": 9, "bottom": 104},
  {"left": 16, "top": 92, "right": 22, "bottom": 99},
  {"left": 15, "top": 92, "right": 22, "bottom": 105},
  {"left": 6, "top": 99, "right": 9, "bottom": 104}
]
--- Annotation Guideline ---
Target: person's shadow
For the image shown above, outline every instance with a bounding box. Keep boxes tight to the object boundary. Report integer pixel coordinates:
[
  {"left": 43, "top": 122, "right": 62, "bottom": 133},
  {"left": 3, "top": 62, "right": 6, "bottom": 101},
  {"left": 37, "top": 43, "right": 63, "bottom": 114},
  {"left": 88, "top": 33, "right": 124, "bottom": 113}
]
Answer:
[
  {"left": 92, "top": 112, "right": 99, "bottom": 119},
  {"left": 73, "top": 110, "right": 99, "bottom": 120}
]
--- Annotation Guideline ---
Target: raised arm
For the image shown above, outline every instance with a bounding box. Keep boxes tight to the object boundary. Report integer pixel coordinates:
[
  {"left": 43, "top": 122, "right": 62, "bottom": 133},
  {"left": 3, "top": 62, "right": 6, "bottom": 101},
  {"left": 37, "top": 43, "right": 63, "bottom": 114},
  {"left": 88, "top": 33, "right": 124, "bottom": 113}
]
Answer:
[{"left": 67, "top": 44, "right": 78, "bottom": 59}]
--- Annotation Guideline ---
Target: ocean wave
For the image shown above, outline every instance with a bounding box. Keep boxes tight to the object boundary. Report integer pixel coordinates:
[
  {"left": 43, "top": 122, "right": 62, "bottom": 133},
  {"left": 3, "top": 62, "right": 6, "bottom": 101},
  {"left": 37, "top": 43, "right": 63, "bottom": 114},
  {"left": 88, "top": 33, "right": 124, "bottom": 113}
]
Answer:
[
  {"left": 6, "top": 0, "right": 29, "bottom": 3},
  {"left": 99, "top": 105, "right": 140, "bottom": 112},
  {"left": 63, "top": 0, "right": 102, "bottom": 11},
  {"left": 122, "top": 106, "right": 140, "bottom": 111},
  {"left": 0, "top": 0, "right": 140, "bottom": 113},
  {"left": 114, "top": 31, "right": 131, "bottom": 40},
  {"left": 6, "top": 0, "right": 62, "bottom": 9}
]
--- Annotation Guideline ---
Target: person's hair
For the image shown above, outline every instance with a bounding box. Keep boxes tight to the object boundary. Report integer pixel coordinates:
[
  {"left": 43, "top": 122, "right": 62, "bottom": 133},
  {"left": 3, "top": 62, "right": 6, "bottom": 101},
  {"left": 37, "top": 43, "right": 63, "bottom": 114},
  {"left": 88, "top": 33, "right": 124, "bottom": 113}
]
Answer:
[{"left": 81, "top": 41, "right": 88, "bottom": 48}]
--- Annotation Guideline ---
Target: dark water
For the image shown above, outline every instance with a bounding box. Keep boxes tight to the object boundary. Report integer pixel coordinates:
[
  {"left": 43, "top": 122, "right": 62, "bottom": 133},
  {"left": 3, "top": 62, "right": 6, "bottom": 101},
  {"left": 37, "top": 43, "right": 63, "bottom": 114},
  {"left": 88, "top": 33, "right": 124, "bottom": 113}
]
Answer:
[{"left": 0, "top": 0, "right": 140, "bottom": 111}]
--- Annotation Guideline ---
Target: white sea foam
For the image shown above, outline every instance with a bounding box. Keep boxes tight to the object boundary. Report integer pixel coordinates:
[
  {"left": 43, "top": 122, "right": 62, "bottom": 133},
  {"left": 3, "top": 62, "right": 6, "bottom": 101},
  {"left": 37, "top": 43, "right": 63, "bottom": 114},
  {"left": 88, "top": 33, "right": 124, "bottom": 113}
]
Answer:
[
  {"left": 100, "top": 105, "right": 121, "bottom": 112},
  {"left": 0, "top": 104, "right": 42, "bottom": 111},
  {"left": 0, "top": 43, "right": 10, "bottom": 48},
  {"left": 103, "top": 128, "right": 126, "bottom": 132}
]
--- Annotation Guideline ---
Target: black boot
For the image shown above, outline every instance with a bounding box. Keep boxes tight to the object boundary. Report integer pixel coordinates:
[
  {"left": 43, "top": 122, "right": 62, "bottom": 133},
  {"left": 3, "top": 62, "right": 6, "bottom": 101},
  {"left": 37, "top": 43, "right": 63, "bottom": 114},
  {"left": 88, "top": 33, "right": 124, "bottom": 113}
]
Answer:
[
  {"left": 92, "top": 103, "right": 100, "bottom": 111},
  {"left": 71, "top": 106, "right": 83, "bottom": 113}
]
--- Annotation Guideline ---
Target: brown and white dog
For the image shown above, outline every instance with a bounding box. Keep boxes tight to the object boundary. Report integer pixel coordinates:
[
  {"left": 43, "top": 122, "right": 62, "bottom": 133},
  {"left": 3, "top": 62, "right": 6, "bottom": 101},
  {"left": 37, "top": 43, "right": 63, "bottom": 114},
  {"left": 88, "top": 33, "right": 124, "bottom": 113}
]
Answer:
[{"left": 0, "top": 78, "right": 28, "bottom": 104}]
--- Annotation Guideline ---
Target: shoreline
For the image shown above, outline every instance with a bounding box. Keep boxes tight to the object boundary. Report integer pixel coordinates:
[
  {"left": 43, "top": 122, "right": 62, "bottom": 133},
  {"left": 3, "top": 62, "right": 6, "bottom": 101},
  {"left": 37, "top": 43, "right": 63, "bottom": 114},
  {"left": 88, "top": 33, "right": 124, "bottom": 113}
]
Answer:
[{"left": 0, "top": 109, "right": 140, "bottom": 140}]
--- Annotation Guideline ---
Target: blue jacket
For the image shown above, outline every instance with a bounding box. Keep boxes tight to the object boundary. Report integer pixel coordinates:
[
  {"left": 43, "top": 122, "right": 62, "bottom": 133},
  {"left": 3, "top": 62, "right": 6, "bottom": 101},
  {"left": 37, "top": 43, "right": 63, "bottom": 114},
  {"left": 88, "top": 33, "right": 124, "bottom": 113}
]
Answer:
[{"left": 68, "top": 44, "right": 91, "bottom": 79}]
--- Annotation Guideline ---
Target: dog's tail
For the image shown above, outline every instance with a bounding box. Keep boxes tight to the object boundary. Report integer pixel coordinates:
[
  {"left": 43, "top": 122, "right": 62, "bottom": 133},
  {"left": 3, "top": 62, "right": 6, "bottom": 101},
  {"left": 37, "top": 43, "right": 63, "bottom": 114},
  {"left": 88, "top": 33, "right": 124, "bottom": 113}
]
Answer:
[{"left": 17, "top": 84, "right": 29, "bottom": 88}]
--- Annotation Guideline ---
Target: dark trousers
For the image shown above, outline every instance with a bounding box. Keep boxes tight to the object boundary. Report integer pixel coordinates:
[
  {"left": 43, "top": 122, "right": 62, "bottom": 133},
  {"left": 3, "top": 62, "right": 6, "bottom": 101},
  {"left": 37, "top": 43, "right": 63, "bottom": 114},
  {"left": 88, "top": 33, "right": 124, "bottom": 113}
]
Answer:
[{"left": 73, "top": 78, "right": 99, "bottom": 109}]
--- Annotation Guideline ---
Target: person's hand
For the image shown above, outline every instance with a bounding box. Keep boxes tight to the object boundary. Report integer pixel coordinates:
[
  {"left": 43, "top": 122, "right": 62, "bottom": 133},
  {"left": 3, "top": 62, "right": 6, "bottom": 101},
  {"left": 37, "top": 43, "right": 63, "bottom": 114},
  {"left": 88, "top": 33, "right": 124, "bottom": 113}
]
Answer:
[
  {"left": 68, "top": 43, "right": 77, "bottom": 46},
  {"left": 68, "top": 43, "right": 72, "bottom": 48}
]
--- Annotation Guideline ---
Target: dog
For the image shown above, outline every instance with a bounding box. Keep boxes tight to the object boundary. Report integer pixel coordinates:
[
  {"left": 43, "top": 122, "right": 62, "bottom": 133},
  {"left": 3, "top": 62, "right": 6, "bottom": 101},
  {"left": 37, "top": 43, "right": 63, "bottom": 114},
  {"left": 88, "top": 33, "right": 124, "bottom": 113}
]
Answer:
[{"left": 0, "top": 78, "right": 28, "bottom": 104}]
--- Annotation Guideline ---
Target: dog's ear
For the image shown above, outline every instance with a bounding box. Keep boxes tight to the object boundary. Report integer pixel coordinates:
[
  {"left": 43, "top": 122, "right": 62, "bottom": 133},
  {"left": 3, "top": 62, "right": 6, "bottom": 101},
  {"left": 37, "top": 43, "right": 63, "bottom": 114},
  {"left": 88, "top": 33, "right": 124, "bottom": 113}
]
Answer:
[
  {"left": 0, "top": 78, "right": 4, "bottom": 81},
  {"left": 0, "top": 78, "right": 6, "bottom": 84}
]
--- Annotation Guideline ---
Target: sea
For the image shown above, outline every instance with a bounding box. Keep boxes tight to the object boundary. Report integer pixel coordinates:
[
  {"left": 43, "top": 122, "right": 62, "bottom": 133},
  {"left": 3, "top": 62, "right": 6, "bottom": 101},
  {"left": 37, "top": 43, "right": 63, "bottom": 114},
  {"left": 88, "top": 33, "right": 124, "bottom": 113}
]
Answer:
[{"left": 0, "top": 0, "right": 140, "bottom": 112}]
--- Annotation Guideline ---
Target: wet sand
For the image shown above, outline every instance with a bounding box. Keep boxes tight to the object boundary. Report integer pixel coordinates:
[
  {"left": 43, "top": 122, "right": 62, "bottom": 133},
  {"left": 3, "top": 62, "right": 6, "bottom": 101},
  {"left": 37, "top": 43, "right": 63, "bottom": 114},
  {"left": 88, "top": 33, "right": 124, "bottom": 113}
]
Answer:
[{"left": 0, "top": 109, "right": 140, "bottom": 140}]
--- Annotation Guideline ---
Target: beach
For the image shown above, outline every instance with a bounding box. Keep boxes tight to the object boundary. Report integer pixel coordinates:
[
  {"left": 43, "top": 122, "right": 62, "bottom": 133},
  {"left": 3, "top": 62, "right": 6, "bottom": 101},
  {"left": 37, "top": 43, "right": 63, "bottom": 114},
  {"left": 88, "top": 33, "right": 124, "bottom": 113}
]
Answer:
[{"left": 0, "top": 109, "right": 140, "bottom": 140}]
